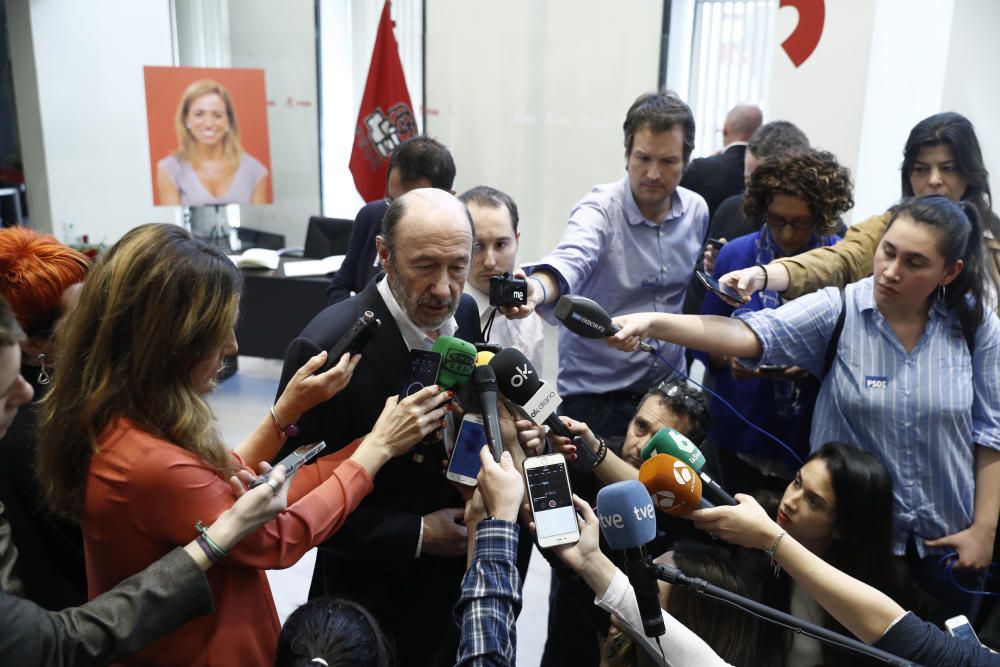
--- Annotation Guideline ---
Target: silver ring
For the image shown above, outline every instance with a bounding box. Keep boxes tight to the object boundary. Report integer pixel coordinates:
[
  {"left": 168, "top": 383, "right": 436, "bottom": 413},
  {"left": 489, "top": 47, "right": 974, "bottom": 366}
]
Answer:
[{"left": 266, "top": 477, "right": 280, "bottom": 493}]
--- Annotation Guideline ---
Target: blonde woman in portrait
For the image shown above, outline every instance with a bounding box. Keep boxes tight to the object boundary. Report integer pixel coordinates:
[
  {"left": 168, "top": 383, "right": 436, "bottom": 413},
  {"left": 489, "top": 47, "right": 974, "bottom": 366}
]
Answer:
[{"left": 157, "top": 79, "right": 270, "bottom": 206}]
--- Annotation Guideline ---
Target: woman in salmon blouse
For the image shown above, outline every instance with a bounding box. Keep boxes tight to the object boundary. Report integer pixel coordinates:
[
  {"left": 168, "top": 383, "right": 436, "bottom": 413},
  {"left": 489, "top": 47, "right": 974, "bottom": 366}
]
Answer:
[{"left": 36, "top": 223, "right": 451, "bottom": 667}]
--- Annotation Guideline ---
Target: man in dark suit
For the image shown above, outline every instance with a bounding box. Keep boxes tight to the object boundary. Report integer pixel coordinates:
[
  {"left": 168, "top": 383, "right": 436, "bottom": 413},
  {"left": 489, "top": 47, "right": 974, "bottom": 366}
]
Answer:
[
  {"left": 681, "top": 104, "right": 763, "bottom": 316},
  {"left": 678, "top": 103, "right": 762, "bottom": 218},
  {"left": 278, "top": 189, "right": 483, "bottom": 667},
  {"left": 326, "top": 136, "right": 457, "bottom": 305}
]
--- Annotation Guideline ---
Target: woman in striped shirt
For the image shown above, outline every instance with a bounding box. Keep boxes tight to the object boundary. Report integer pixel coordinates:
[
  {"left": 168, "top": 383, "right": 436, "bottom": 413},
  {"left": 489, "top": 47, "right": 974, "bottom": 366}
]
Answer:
[{"left": 609, "top": 195, "right": 1000, "bottom": 623}]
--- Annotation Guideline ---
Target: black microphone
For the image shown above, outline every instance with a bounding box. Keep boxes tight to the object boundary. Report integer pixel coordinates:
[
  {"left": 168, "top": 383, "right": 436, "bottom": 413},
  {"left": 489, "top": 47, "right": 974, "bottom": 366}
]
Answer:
[
  {"left": 554, "top": 295, "right": 655, "bottom": 353},
  {"left": 488, "top": 347, "right": 573, "bottom": 440},
  {"left": 472, "top": 365, "right": 504, "bottom": 462}
]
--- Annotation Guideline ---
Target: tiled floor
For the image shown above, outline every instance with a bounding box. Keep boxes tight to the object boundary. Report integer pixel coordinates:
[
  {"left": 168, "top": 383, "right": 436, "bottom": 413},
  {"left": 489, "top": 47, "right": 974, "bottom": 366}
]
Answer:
[{"left": 208, "top": 356, "right": 552, "bottom": 666}]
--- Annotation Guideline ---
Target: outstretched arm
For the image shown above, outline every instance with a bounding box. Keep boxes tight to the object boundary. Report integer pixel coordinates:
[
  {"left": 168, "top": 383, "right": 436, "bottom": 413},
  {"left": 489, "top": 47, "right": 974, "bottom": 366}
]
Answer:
[
  {"left": 690, "top": 495, "right": 903, "bottom": 644},
  {"left": 609, "top": 312, "right": 763, "bottom": 360}
]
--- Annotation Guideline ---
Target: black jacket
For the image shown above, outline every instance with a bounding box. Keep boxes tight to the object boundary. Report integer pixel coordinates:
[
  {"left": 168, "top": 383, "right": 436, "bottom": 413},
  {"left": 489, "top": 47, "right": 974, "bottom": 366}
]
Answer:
[
  {"left": 276, "top": 278, "right": 483, "bottom": 667},
  {"left": 325, "top": 199, "right": 387, "bottom": 305},
  {"left": 679, "top": 144, "right": 748, "bottom": 219}
]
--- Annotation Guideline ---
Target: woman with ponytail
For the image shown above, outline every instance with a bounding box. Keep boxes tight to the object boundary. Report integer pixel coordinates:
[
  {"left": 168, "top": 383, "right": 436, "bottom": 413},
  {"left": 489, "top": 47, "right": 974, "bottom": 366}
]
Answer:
[{"left": 611, "top": 195, "right": 1000, "bottom": 624}]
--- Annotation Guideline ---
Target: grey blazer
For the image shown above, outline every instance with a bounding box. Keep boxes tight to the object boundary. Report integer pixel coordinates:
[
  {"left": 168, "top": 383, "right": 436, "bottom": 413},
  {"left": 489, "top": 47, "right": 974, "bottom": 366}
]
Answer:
[{"left": 0, "top": 514, "right": 213, "bottom": 666}]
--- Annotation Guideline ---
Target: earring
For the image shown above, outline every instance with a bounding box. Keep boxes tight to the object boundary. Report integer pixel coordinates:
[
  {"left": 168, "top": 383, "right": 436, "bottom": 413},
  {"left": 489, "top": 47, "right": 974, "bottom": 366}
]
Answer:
[
  {"left": 186, "top": 124, "right": 192, "bottom": 130},
  {"left": 937, "top": 284, "right": 947, "bottom": 302},
  {"left": 37, "top": 353, "right": 51, "bottom": 386}
]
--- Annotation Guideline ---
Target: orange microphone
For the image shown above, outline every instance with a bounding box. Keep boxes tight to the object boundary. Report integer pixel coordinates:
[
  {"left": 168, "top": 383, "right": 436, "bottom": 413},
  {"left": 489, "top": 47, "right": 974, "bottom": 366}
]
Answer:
[{"left": 638, "top": 454, "right": 711, "bottom": 517}]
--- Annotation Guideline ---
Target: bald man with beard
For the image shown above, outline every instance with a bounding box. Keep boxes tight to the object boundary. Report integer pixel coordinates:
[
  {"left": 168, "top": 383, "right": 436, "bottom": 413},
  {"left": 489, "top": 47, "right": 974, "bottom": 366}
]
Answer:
[{"left": 276, "top": 189, "right": 485, "bottom": 667}]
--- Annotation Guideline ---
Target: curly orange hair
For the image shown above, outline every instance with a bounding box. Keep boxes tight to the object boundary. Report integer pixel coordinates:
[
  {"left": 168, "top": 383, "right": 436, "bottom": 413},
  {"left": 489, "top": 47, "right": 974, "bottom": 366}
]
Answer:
[{"left": 0, "top": 227, "right": 90, "bottom": 338}]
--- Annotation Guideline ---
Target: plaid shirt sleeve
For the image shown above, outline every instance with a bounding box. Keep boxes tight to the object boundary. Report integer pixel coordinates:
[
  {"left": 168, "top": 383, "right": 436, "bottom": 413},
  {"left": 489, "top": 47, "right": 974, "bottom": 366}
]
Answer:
[{"left": 453, "top": 519, "right": 522, "bottom": 667}]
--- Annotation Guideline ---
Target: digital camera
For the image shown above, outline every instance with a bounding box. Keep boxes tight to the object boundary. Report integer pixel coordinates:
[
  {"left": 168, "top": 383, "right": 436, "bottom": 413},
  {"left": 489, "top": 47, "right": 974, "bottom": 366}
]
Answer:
[{"left": 489, "top": 272, "right": 528, "bottom": 307}]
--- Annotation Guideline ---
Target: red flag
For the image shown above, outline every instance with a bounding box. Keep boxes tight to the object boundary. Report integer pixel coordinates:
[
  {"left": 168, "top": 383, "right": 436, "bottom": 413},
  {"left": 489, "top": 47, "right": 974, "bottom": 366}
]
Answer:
[{"left": 349, "top": 0, "right": 418, "bottom": 202}]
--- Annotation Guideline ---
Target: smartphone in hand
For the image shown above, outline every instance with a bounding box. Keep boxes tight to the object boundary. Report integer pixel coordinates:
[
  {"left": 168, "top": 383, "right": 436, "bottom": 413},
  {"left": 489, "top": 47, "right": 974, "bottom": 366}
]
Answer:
[
  {"left": 249, "top": 442, "right": 326, "bottom": 489},
  {"left": 696, "top": 270, "right": 744, "bottom": 303},
  {"left": 524, "top": 453, "right": 580, "bottom": 548}
]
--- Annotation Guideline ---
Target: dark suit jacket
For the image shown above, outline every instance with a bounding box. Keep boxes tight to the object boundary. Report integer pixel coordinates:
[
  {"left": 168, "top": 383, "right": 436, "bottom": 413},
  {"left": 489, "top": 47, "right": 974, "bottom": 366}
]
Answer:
[
  {"left": 276, "top": 278, "right": 483, "bottom": 666},
  {"left": 325, "top": 199, "right": 387, "bottom": 305},
  {"left": 679, "top": 144, "right": 748, "bottom": 219}
]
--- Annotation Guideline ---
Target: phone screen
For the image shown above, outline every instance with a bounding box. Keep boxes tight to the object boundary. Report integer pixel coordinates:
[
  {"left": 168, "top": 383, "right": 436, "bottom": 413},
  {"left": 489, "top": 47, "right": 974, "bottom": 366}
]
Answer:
[
  {"left": 525, "top": 460, "right": 578, "bottom": 543},
  {"left": 447, "top": 416, "right": 487, "bottom": 484},
  {"left": 696, "top": 270, "right": 743, "bottom": 302},
  {"left": 401, "top": 350, "right": 442, "bottom": 397},
  {"left": 948, "top": 619, "right": 980, "bottom": 643}
]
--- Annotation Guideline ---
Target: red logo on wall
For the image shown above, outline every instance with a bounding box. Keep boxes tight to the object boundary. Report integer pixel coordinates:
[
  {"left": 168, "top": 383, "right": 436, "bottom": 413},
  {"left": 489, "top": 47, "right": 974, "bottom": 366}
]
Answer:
[{"left": 780, "top": 0, "right": 825, "bottom": 67}]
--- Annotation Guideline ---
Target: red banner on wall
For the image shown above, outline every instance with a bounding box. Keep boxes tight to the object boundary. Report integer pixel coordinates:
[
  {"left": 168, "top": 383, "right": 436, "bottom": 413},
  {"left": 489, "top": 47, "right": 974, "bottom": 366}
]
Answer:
[{"left": 349, "top": 0, "right": 417, "bottom": 202}]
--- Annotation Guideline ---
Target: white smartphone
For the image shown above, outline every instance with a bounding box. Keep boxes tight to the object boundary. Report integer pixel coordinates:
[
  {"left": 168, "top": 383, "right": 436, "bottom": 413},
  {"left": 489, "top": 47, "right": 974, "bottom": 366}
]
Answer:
[
  {"left": 446, "top": 414, "right": 486, "bottom": 486},
  {"left": 945, "top": 615, "right": 981, "bottom": 644},
  {"left": 523, "top": 453, "right": 580, "bottom": 548}
]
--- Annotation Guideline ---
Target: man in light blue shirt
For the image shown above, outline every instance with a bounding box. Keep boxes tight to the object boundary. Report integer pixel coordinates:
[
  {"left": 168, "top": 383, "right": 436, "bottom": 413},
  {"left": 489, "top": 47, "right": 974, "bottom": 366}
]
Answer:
[{"left": 520, "top": 91, "right": 709, "bottom": 439}]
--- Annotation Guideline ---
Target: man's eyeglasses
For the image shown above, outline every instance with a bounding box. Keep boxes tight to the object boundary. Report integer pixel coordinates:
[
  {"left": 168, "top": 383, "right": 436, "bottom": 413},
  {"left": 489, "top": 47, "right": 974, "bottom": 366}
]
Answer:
[
  {"left": 652, "top": 381, "right": 708, "bottom": 416},
  {"left": 763, "top": 213, "right": 815, "bottom": 230}
]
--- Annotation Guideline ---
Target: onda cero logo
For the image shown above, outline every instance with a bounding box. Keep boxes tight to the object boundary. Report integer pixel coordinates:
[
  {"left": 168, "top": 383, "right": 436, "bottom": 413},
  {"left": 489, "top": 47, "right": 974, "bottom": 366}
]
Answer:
[
  {"left": 672, "top": 460, "right": 693, "bottom": 485},
  {"left": 654, "top": 490, "right": 676, "bottom": 510}
]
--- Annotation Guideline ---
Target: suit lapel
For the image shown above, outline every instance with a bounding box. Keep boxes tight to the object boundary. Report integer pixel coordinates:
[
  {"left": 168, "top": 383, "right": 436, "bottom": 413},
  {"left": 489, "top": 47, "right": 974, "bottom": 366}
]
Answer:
[{"left": 355, "top": 280, "right": 409, "bottom": 393}]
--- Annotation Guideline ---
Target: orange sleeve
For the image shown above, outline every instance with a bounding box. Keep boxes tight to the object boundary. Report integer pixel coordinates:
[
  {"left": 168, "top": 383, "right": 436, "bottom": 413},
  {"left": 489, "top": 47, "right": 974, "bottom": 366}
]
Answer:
[
  {"left": 285, "top": 438, "right": 363, "bottom": 505},
  {"left": 120, "top": 434, "right": 373, "bottom": 570}
]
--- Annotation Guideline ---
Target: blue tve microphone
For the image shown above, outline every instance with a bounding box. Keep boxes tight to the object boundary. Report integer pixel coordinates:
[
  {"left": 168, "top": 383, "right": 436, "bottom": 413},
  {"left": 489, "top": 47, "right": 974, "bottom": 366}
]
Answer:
[{"left": 596, "top": 481, "right": 666, "bottom": 638}]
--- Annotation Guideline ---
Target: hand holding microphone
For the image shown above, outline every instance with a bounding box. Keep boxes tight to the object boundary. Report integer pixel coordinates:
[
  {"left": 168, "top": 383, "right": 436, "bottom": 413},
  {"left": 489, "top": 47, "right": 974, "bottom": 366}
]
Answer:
[
  {"left": 689, "top": 494, "right": 785, "bottom": 552},
  {"left": 606, "top": 312, "right": 661, "bottom": 353},
  {"left": 640, "top": 428, "right": 735, "bottom": 506},
  {"left": 554, "top": 295, "right": 656, "bottom": 353}
]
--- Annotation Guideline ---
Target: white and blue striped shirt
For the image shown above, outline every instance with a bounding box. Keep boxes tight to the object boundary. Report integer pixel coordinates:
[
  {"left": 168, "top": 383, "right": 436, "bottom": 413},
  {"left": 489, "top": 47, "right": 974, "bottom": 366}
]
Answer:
[{"left": 738, "top": 277, "right": 1000, "bottom": 556}]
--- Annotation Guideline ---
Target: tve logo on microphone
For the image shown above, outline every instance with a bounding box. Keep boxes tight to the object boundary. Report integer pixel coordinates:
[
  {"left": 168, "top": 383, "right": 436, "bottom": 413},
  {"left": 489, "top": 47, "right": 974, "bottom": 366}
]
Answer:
[{"left": 598, "top": 499, "right": 656, "bottom": 529}]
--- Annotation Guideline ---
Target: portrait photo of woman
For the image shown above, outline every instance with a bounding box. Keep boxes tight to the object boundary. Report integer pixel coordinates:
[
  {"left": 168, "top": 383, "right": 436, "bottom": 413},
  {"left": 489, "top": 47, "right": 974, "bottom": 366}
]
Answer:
[{"left": 156, "top": 79, "right": 270, "bottom": 207}]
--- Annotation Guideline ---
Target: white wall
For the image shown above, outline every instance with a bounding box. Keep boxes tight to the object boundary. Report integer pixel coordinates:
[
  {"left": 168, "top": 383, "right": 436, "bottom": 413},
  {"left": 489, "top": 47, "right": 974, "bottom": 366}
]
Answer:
[
  {"left": 766, "top": 0, "right": 877, "bottom": 224},
  {"left": 8, "top": 0, "right": 175, "bottom": 242},
  {"left": 228, "top": 0, "right": 320, "bottom": 247},
  {"left": 852, "top": 0, "right": 956, "bottom": 221},
  {"left": 424, "top": 0, "right": 663, "bottom": 266},
  {"left": 941, "top": 0, "right": 1000, "bottom": 207}
]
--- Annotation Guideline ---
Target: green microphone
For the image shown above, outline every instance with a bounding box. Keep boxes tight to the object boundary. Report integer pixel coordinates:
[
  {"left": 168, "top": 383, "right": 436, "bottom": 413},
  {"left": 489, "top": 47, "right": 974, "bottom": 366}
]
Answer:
[
  {"left": 640, "top": 427, "right": 705, "bottom": 472},
  {"left": 431, "top": 335, "right": 477, "bottom": 388}
]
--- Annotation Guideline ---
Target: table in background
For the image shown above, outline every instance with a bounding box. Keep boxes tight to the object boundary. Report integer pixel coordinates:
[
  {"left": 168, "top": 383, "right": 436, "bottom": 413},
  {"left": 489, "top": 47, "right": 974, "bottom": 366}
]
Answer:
[{"left": 236, "top": 258, "right": 329, "bottom": 360}]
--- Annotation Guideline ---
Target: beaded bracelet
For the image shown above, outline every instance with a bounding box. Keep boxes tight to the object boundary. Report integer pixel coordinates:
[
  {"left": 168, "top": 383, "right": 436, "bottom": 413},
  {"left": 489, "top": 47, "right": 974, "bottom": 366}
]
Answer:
[
  {"left": 754, "top": 263, "right": 769, "bottom": 291},
  {"left": 591, "top": 438, "right": 608, "bottom": 469},
  {"left": 195, "top": 520, "right": 229, "bottom": 562},
  {"left": 766, "top": 529, "right": 786, "bottom": 576}
]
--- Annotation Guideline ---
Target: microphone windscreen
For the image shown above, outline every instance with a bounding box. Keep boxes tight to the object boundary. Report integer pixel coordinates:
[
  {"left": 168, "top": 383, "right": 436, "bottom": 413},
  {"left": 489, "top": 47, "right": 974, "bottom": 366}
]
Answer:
[
  {"left": 489, "top": 347, "right": 542, "bottom": 403},
  {"left": 638, "top": 454, "right": 704, "bottom": 516},
  {"left": 472, "top": 364, "right": 498, "bottom": 392},
  {"left": 596, "top": 481, "right": 657, "bottom": 550},
  {"left": 641, "top": 427, "right": 705, "bottom": 472},
  {"left": 554, "top": 295, "right": 615, "bottom": 339},
  {"left": 431, "top": 336, "right": 476, "bottom": 388},
  {"left": 475, "top": 350, "right": 495, "bottom": 367}
]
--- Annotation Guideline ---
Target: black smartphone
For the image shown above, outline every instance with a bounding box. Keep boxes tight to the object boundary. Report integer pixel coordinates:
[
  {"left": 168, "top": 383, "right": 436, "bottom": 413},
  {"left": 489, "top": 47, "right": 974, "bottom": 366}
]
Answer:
[
  {"left": 757, "top": 364, "right": 790, "bottom": 374},
  {"left": 706, "top": 237, "right": 727, "bottom": 249},
  {"left": 317, "top": 311, "right": 381, "bottom": 373},
  {"left": 249, "top": 442, "right": 326, "bottom": 489},
  {"left": 696, "top": 270, "right": 744, "bottom": 303},
  {"left": 400, "top": 349, "right": 442, "bottom": 397}
]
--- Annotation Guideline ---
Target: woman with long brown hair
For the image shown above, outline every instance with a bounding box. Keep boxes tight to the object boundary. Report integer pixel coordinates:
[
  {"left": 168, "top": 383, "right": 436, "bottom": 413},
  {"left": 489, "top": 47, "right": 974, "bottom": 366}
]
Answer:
[{"left": 36, "top": 223, "right": 451, "bottom": 666}]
